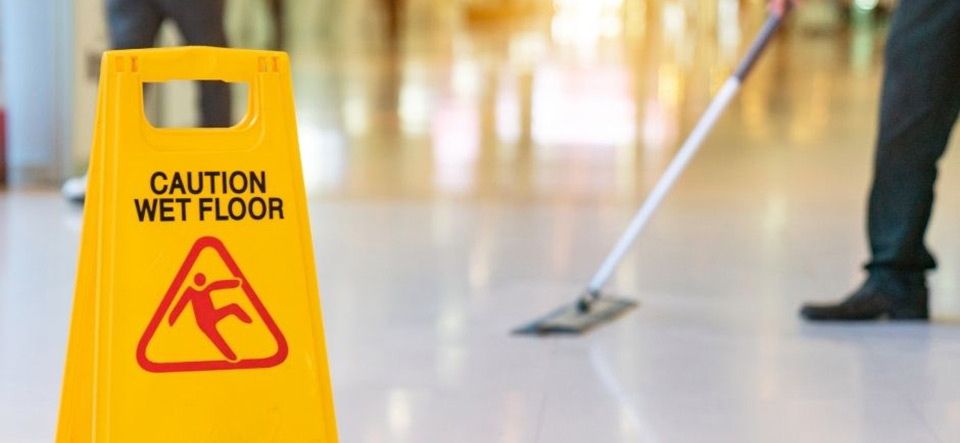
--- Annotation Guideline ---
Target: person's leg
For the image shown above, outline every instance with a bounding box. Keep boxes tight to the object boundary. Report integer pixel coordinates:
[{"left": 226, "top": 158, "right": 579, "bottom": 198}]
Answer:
[
  {"left": 802, "top": 1, "right": 960, "bottom": 320},
  {"left": 215, "top": 304, "right": 252, "bottom": 323},
  {"left": 158, "top": 0, "right": 232, "bottom": 127},
  {"left": 199, "top": 323, "right": 238, "bottom": 361},
  {"left": 107, "top": 0, "right": 164, "bottom": 120},
  {"left": 866, "top": 0, "right": 960, "bottom": 277},
  {"left": 106, "top": 0, "right": 164, "bottom": 49}
]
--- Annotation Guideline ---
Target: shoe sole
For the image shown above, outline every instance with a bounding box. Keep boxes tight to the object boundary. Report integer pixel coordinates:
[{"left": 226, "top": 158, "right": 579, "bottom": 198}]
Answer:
[{"left": 800, "top": 311, "right": 929, "bottom": 322}]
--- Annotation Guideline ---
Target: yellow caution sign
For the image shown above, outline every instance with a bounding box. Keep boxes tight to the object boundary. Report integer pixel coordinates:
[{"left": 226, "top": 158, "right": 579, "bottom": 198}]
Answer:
[{"left": 57, "top": 47, "right": 338, "bottom": 442}]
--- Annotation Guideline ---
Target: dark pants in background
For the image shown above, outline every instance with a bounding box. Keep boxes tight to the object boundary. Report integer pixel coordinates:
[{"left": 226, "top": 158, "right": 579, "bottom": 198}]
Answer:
[
  {"left": 866, "top": 0, "right": 960, "bottom": 282},
  {"left": 107, "top": 0, "right": 232, "bottom": 127}
]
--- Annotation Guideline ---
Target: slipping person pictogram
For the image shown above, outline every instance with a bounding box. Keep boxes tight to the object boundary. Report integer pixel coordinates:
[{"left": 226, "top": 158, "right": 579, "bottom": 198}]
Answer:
[
  {"left": 168, "top": 273, "right": 252, "bottom": 361},
  {"left": 138, "top": 236, "right": 287, "bottom": 372}
]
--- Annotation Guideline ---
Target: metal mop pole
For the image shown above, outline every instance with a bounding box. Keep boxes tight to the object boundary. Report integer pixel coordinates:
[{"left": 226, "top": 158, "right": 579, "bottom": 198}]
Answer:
[{"left": 582, "top": 13, "right": 788, "bottom": 306}]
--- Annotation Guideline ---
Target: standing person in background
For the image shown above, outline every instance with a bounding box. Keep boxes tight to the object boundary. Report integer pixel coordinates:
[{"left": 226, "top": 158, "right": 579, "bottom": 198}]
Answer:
[
  {"left": 770, "top": 0, "right": 960, "bottom": 321},
  {"left": 63, "top": 0, "right": 232, "bottom": 202}
]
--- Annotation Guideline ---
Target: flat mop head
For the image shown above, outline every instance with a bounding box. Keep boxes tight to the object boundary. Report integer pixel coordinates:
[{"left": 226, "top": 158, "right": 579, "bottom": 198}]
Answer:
[{"left": 513, "top": 293, "right": 638, "bottom": 336}]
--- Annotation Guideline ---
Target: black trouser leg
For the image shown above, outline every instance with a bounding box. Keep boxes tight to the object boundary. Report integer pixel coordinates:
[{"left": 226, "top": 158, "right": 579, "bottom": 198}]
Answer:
[
  {"left": 106, "top": 0, "right": 164, "bottom": 49},
  {"left": 866, "top": 0, "right": 960, "bottom": 280},
  {"left": 159, "top": 0, "right": 232, "bottom": 128}
]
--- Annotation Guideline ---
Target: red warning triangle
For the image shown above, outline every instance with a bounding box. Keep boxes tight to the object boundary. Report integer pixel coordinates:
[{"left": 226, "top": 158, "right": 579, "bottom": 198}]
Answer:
[{"left": 136, "top": 236, "right": 287, "bottom": 372}]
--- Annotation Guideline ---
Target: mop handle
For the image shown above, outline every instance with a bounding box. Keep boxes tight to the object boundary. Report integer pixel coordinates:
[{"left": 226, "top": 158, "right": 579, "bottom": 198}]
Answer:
[{"left": 586, "top": 13, "right": 788, "bottom": 295}]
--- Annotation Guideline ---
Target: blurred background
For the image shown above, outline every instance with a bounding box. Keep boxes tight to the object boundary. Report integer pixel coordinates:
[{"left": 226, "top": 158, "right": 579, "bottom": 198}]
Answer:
[
  {"left": 0, "top": 0, "right": 894, "bottom": 196},
  {"left": 14, "top": 1, "right": 960, "bottom": 443}
]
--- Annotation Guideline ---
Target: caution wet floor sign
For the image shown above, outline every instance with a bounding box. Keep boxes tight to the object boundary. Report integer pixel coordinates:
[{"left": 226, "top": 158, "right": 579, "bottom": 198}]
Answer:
[{"left": 57, "top": 47, "right": 337, "bottom": 442}]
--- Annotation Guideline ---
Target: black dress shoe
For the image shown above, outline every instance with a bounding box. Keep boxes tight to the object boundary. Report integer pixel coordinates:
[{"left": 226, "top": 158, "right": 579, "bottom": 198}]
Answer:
[{"left": 800, "top": 274, "right": 929, "bottom": 321}]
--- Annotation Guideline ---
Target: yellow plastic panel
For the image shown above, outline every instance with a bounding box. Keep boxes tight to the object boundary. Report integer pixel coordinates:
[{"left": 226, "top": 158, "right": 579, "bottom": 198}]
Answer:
[{"left": 57, "top": 47, "right": 338, "bottom": 442}]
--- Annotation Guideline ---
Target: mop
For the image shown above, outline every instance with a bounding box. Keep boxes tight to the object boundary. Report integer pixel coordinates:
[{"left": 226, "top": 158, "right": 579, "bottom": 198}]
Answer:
[{"left": 514, "top": 11, "right": 790, "bottom": 335}]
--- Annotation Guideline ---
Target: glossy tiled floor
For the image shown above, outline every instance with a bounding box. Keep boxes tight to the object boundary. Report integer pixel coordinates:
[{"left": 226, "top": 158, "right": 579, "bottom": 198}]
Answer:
[{"left": 5, "top": 0, "right": 960, "bottom": 441}]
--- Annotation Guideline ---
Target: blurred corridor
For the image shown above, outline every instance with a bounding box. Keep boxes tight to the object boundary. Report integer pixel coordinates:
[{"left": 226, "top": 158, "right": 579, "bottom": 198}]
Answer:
[{"left": 283, "top": 0, "right": 889, "bottom": 203}]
